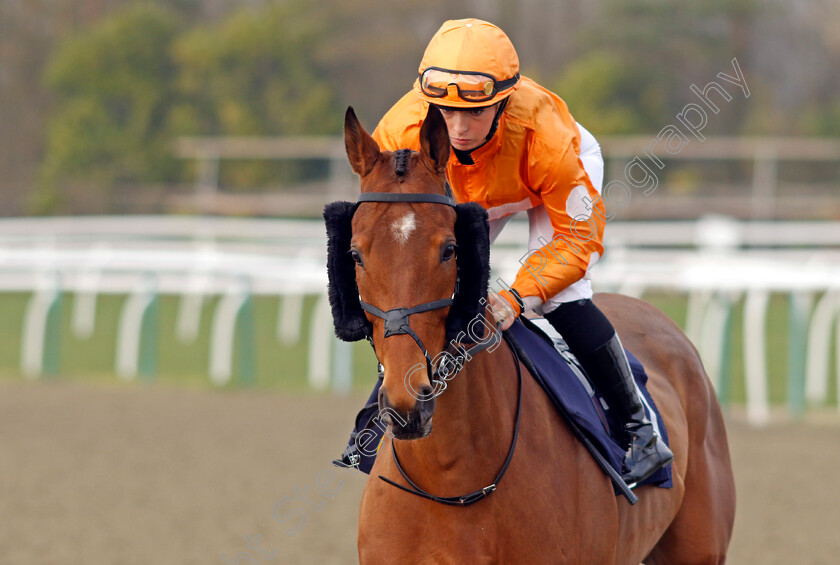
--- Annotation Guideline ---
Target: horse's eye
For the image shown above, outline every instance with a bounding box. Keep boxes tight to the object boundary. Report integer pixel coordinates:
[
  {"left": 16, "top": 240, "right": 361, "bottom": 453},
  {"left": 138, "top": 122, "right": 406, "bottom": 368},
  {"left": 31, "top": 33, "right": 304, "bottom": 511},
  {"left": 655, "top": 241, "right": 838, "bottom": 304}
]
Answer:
[
  {"left": 441, "top": 244, "right": 456, "bottom": 262},
  {"left": 350, "top": 250, "right": 363, "bottom": 266}
]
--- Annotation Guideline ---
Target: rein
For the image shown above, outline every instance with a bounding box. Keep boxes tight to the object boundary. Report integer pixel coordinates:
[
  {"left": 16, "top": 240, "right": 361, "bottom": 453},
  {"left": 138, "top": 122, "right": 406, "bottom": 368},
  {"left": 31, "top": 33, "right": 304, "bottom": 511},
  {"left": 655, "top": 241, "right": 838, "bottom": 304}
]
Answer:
[{"left": 378, "top": 334, "right": 523, "bottom": 506}]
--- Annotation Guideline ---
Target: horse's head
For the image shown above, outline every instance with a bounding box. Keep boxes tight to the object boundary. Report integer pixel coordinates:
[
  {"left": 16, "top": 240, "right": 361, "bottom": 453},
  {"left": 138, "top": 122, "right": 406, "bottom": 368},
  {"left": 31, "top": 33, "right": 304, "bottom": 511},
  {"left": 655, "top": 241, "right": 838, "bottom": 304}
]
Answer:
[{"left": 324, "top": 106, "right": 491, "bottom": 440}]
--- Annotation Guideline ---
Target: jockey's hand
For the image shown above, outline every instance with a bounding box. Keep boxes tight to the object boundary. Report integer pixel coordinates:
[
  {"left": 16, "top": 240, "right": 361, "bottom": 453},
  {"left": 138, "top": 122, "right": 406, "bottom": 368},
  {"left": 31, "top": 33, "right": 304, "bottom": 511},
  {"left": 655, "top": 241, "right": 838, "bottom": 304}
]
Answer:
[
  {"left": 489, "top": 292, "right": 544, "bottom": 330},
  {"left": 488, "top": 292, "right": 516, "bottom": 330},
  {"left": 488, "top": 291, "right": 519, "bottom": 331}
]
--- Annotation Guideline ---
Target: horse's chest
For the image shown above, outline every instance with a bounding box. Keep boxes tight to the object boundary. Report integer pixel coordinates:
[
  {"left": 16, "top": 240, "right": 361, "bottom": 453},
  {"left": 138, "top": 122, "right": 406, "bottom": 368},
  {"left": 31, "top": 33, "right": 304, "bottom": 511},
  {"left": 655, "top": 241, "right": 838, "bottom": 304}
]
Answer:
[{"left": 358, "top": 483, "right": 614, "bottom": 565}]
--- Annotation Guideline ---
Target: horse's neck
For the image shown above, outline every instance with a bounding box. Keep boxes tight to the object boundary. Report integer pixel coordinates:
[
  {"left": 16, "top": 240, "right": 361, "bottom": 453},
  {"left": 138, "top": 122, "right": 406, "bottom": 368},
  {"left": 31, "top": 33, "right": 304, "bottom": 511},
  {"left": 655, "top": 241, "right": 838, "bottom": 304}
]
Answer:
[{"left": 394, "top": 342, "right": 519, "bottom": 485}]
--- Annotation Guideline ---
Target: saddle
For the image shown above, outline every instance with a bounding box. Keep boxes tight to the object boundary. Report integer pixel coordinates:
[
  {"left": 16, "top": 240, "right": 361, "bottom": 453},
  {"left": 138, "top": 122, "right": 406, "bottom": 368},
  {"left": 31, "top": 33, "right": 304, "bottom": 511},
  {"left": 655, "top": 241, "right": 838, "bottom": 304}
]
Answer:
[
  {"left": 350, "top": 316, "right": 672, "bottom": 496},
  {"left": 506, "top": 316, "right": 672, "bottom": 493}
]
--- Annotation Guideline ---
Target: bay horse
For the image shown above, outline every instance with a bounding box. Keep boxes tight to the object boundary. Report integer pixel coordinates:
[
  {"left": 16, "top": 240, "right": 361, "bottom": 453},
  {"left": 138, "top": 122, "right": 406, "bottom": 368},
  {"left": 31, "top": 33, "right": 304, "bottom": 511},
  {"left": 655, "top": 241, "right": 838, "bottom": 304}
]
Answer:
[{"left": 326, "top": 106, "right": 735, "bottom": 564}]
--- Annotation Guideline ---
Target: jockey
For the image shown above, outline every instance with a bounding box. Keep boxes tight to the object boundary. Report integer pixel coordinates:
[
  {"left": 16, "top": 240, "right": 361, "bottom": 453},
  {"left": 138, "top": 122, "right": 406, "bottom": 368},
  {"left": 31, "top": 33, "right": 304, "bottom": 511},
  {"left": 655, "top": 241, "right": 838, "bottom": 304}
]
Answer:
[{"left": 333, "top": 18, "right": 672, "bottom": 487}]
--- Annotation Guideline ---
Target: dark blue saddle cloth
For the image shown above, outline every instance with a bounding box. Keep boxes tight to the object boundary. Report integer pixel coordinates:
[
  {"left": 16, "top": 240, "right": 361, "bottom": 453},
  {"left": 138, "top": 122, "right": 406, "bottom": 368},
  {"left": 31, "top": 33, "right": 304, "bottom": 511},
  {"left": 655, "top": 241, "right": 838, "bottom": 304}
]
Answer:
[
  {"left": 352, "top": 318, "right": 672, "bottom": 492},
  {"left": 507, "top": 316, "right": 672, "bottom": 491}
]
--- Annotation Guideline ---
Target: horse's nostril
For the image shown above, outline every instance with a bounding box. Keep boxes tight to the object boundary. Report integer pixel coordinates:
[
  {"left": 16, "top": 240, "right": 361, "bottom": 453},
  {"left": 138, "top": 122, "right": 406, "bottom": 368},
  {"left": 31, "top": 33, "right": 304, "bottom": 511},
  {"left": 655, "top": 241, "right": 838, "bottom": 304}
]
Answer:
[
  {"left": 419, "top": 385, "right": 435, "bottom": 399},
  {"left": 378, "top": 388, "right": 387, "bottom": 410}
]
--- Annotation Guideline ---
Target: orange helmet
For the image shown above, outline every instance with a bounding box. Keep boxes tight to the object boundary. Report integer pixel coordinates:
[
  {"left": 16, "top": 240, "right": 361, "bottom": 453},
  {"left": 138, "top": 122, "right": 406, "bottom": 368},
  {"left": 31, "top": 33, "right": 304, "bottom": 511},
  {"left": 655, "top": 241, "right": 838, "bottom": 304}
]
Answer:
[{"left": 414, "top": 19, "right": 520, "bottom": 108}]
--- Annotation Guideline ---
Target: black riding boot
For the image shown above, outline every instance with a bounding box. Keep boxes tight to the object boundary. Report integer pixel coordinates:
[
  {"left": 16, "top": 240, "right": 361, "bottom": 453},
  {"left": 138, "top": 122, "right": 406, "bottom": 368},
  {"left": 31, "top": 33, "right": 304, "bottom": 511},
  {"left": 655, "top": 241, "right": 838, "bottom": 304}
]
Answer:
[
  {"left": 544, "top": 299, "right": 672, "bottom": 487},
  {"left": 331, "top": 374, "right": 383, "bottom": 472},
  {"left": 580, "top": 334, "right": 674, "bottom": 487}
]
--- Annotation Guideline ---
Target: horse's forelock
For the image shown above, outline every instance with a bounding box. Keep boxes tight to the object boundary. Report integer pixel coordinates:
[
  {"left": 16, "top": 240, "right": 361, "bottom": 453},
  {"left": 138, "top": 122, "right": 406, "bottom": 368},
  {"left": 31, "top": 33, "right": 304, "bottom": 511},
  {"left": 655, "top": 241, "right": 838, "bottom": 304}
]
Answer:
[
  {"left": 359, "top": 149, "right": 447, "bottom": 198},
  {"left": 394, "top": 149, "right": 411, "bottom": 179}
]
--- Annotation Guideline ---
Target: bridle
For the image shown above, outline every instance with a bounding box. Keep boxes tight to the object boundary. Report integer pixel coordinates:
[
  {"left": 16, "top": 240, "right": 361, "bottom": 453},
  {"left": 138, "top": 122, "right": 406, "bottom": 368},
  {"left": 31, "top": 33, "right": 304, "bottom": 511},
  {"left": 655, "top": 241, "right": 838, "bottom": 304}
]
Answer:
[
  {"left": 355, "top": 182, "right": 523, "bottom": 507},
  {"left": 356, "top": 187, "right": 495, "bottom": 390}
]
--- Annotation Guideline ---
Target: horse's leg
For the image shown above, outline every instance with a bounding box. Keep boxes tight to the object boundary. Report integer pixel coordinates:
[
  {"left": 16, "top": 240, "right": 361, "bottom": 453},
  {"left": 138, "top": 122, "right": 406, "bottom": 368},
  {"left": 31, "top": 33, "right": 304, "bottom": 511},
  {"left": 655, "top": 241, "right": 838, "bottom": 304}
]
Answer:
[
  {"left": 644, "top": 389, "right": 736, "bottom": 565},
  {"left": 593, "top": 293, "right": 736, "bottom": 564}
]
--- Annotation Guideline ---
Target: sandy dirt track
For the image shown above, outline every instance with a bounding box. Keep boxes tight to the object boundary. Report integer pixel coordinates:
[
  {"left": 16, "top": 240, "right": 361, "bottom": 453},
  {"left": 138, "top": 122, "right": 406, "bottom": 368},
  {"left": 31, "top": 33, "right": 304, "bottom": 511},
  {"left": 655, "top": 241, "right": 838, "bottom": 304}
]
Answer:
[{"left": 1, "top": 379, "right": 838, "bottom": 564}]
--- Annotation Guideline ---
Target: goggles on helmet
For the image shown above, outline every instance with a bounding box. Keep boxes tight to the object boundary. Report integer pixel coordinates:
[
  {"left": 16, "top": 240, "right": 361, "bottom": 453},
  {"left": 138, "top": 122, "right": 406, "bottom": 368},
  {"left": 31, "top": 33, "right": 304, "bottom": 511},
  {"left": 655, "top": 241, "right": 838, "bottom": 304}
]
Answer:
[{"left": 419, "top": 67, "right": 519, "bottom": 103}]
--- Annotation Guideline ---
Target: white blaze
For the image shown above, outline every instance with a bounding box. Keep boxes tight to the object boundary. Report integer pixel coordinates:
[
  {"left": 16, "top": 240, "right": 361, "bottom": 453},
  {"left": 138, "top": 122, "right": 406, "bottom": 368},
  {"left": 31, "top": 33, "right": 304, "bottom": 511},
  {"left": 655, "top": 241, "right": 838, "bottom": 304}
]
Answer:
[{"left": 391, "top": 212, "right": 416, "bottom": 244}]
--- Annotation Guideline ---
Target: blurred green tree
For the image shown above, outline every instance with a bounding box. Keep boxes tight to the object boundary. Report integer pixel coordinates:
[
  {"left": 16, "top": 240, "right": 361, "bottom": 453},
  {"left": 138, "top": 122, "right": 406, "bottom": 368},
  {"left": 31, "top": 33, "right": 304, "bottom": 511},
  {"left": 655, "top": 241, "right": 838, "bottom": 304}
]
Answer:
[
  {"left": 552, "top": 0, "right": 762, "bottom": 135},
  {"left": 172, "top": 2, "right": 340, "bottom": 137},
  {"left": 551, "top": 51, "right": 667, "bottom": 135},
  {"left": 801, "top": 101, "right": 840, "bottom": 137},
  {"left": 38, "top": 0, "right": 344, "bottom": 210},
  {"left": 39, "top": 3, "right": 182, "bottom": 212},
  {"left": 170, "top": 1, "right": 342, "bottom": 188}
]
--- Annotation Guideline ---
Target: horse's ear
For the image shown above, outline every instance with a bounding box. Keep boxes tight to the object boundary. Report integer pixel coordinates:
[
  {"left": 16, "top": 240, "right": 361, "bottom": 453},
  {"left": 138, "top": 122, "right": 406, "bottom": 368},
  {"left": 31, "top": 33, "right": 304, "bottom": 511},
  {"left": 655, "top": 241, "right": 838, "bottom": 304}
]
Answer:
[
  {"left": 324, "top": 200, "right": 371, "bottom": 341},
  {"left": 446, "top": 203, "right": 490, "bottom": 343},
  {"left": 419, "top": 105, "right": 450, "bottom": 174},
  {"left": 344, "top": 106, "right": 381, "bottom": 177}
]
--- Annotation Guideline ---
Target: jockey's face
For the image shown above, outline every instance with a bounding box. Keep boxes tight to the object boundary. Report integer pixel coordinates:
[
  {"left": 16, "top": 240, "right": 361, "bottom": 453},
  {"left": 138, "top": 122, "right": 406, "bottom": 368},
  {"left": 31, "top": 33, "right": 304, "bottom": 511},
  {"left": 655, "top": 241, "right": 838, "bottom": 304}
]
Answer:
[{"left": 437, "top": 103, "right": 498, "bottom": 151}]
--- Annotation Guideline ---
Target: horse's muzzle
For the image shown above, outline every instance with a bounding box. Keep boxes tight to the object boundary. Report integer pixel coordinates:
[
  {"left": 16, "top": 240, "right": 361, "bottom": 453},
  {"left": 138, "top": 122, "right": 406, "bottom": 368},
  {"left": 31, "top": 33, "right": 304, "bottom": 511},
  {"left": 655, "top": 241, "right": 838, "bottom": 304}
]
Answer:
[{"left": 378, "top": 386, "right": 436, "bottom": 440}]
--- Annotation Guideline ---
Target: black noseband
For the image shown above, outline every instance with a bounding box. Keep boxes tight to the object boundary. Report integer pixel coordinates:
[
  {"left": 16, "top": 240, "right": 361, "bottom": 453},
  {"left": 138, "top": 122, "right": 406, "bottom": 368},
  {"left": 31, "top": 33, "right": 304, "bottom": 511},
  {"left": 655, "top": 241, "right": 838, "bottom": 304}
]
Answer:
[
  {"left": 360, "top": 298, "right": 455, "bottom": 338},
  {"left": 360, "top": 297, "right": 456, "bottom": 386}
]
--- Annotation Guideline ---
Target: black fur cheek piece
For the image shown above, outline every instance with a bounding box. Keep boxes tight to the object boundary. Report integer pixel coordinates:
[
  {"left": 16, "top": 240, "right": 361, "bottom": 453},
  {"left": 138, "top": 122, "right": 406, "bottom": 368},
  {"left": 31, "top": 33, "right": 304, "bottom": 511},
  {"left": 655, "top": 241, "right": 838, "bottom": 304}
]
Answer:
[
  {"left": 446, "top": 203, "right": 491, "bottom": 343},
  {"left": 324, "top": 201, "right": 371, "bottom": 341}
]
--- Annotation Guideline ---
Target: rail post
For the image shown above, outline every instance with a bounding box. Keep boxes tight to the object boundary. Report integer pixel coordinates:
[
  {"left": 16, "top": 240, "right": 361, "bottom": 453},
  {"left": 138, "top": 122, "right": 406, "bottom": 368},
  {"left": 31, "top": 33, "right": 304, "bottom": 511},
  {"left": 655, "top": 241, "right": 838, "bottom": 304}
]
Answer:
[
  {"left": 744, "top": 289, "right": 770, "bottom": 426},
  {"left": 805, "top": 290, "right": 839, "bottom": 406},
  {"left": 21, "top": 273, "right": 62, "bottom": 378},
  {"left": 209, "top": 277, "right": 255, "bottom": 386},
  {"left": 115, "top": 274, "right": 159, "bottom": 381},
  {"left": 787, "top": 291, "right": 812, "bottom": 417}
]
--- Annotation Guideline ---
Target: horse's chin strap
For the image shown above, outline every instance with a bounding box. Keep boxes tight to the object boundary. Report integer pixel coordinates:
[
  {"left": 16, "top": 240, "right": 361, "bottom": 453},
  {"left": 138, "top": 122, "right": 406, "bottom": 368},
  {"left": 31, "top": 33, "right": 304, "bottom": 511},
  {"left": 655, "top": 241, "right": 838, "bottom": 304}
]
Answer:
[{"left": 378, "top": 332, "right": 524, "bottom": 507}]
